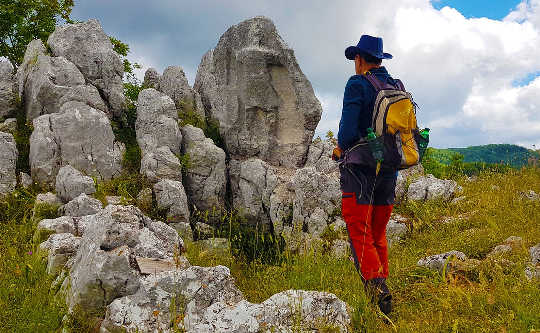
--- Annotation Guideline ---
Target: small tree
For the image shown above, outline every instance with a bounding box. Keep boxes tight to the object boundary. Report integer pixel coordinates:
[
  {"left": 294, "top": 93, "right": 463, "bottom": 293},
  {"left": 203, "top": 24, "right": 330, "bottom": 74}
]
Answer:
[{"left": 0, "top": 0, "right": 74, "bottom": 69}]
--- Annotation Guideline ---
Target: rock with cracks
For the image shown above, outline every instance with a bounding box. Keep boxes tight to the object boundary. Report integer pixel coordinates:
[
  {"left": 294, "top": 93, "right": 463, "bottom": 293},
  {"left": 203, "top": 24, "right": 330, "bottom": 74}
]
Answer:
[
  {"left": 417, "top": 250, "right": 467, "bottom": 272},
  {"left": 194, "top": 16, "right": 322, "bottom": 168},
  {"left": 55, "top": 165, "right": 96, "bottom": 202},
  {"left": 0, "top": 61, "right": 17, "bottom": 118},
  {"left": 0, "top": 132, "right": 17, "bottom": 196},
  {"left": 39, "top": 233, "right": 81, "bottom": 276},
  {"left": 140, "top": 146, "right": 183, "bottom": 183},
  {"left": 59, "top": 193, "right": 103, "bottom": 217},
  {"left": 181, "top": 125, "right": 226, "bottom": 212},
  {"left": 47, "top": 19, "right": 125, "bottom": 117},
  {"left": 29, "top": 101, "right": 124, "bottom": 186},
  {"left": 154, "top": 179, "right": 190, "bottom": 224},
  {"left": 406, "top": 174, "right": 457, "bottom": 201},
  {"left": 160, "top": 66, "right": 206, "bottom": 117}
]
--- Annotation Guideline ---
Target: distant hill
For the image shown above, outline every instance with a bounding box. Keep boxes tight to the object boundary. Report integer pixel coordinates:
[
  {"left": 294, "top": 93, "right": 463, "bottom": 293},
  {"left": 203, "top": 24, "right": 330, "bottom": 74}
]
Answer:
[{"left": 430, "top": 144, "right": 540, "bottom": 167}]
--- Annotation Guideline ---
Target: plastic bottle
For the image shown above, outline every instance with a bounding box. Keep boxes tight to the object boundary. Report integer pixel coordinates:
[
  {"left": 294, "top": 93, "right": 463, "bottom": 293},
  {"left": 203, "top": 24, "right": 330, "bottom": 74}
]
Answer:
[
  {"left": 366, "top": 127, "right": 384, "bottom": 163},
  {"left": 418, "top": 128, "right": 430, "bottom": 160}
]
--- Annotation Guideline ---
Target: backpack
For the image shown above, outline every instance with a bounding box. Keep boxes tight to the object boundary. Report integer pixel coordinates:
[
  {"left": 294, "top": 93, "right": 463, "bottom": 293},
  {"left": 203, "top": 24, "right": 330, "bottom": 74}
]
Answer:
[{"left": 362, "top": 72, "right": 428, "bottom": 170}]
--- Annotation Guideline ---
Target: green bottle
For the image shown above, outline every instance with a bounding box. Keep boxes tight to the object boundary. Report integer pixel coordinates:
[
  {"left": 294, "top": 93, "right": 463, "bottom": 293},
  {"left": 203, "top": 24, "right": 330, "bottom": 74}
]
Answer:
[
  {"left": 366, "top": 127, "right": 384, "bottom": 163},
  {"left": 418, "top": 128, "right": 430, "bottom": 161}
]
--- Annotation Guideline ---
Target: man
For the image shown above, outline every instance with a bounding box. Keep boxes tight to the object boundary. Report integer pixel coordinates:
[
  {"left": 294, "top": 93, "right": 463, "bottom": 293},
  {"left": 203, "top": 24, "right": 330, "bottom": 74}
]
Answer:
[{"left": 335, "top": 35, "right": 401, "bottom": 316}]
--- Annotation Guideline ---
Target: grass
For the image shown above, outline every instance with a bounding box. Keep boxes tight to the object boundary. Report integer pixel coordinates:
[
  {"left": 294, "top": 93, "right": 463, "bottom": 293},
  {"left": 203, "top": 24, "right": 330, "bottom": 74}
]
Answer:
[{"left": 1, "top": 165, "right": 539, "bottom": 332}]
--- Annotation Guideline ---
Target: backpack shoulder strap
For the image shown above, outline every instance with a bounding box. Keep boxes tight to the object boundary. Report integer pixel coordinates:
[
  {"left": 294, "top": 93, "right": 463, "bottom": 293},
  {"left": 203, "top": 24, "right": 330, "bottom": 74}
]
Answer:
[
  {"left": 363, "top": 73, "right": 403, "bottom": 92},
  {"left": 394, "top": 79, "right": 405, "bottom": 91}
]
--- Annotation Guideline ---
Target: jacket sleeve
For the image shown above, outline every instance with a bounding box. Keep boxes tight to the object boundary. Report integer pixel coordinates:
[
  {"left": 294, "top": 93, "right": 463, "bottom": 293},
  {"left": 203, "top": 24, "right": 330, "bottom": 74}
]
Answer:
[{"left": 338, "top": 78, "right": 366, "bottom": 150}]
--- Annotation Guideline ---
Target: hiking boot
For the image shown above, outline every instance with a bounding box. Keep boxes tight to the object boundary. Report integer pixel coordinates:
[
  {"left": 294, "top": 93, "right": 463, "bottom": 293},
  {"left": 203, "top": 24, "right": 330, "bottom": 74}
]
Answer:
[{"left": 364, "top": 277, "right": 393, "bottom": 315}]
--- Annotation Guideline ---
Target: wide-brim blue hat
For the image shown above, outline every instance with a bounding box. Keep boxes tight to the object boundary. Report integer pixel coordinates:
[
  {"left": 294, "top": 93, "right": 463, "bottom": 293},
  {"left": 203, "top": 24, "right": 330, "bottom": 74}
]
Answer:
[{"left": 345, "top": 35, "right": 393, "bottom": 60}]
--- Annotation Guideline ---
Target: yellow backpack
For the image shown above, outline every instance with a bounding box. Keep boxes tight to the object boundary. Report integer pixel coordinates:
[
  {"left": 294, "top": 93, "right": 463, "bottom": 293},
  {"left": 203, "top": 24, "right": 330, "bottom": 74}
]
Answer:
[{"left": 364, "top": 73, "right": 427, "bottom": 170}]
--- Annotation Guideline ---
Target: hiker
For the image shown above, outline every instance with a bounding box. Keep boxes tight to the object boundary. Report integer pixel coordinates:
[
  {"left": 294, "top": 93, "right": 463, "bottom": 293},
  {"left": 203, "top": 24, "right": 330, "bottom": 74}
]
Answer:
[{"left": 333, "top": 35, "right": 403, "bottom": 316}]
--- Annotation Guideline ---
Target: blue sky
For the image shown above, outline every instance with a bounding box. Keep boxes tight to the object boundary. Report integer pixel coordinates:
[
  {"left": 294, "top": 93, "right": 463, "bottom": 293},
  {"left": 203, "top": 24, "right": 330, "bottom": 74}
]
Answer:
[
  {"left": 71, "top": 0, "right": 540, "bottom": 149},
  {"left": 433, "top": 0, "right": 522, "bottom": 19}
]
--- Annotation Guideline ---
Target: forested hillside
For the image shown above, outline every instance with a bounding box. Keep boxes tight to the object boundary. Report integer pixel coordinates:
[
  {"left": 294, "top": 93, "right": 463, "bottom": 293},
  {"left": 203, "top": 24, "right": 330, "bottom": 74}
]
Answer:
[{"left": 430, "top": 144, "right": 539, "bottom": 167}]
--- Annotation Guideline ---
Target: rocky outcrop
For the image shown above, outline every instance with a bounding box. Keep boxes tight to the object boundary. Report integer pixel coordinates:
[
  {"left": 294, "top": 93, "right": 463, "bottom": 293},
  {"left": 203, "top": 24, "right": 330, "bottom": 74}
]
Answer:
[
  {"left": 229, "top": 158, "right": 278, "bottom": 224},
  {"left": 140, "top": 146, "right": 183, "bottom": 182},
  {"left": 59, "top": 193, "right": 103, "bottom": 217},
  {"left": 395, "top": 164, "right": 424, "bottom": 203},
  {"left": 47, "top": 19, "right": 125, "bottom": 117},
  {"left": 0, "top": 118, "right": 17, "bottom": 133},
  {"left": 136, "top": 88, "right": 182, "bottom": 156},
  {"left": 406, "top": 174, "right": 458, "bottom": 201},
  {"left": 0, "top": 132, "right": 18, "bottom": 196},
  {"left": 181, "top": 125, "right": 226, "bottom": 212},
  {"left": 417, "top": 250, "right": 467, "bottom": 272},
  {"left": 305, "top": 139, "right": 338, "bottom": 174},
  {"left": 55, "top": 165, "right": 96, "bottom": 202},
  {"left": 154, "top": 179, "right": 190, "bottom": 224},
  {"left": 0, "top": 61, "right": 17, "bottom": 118},
  {"left": 39, "top": 233, "right": 81, "bottom": 275},
  {"left": 143, "top": 68, "right": 160, "bottom": 89},
  {"left": 194, "top": 16, "right": 322, "bottom": 168},
  {"left": 386, "top": 214, "right": 408, "bottom": 245},
  {"left": 160, "top": 66, "right": 205, "bottom": 117},
  {"left": 29, "top": 101, "right": 124, "bottom": 186}
]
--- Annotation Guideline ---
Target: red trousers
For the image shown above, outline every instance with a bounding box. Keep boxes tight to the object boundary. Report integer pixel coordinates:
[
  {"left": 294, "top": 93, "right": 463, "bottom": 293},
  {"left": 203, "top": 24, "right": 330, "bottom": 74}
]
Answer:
[{"left": 340, "top": 164, "right": 396, "bottom": 280}]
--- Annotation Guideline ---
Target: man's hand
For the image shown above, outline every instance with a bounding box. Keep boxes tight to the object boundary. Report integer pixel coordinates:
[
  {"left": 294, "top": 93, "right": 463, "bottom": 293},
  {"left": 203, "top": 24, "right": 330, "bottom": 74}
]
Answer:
[{"left": 332, "top": 147, "right": 343, "bottom": 161}]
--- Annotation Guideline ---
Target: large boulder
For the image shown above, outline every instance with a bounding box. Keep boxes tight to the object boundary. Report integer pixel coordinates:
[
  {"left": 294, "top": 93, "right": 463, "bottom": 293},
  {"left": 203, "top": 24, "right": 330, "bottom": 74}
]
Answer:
[
  {"left": 39, "top": 233, "right": 81, "bottom": 275},
  {"left": 55, "top": 165, "right": 96, "bottom": 202},
  {"left": 181, "top": 125, "right": 226, "bottom": 212},
  {"left": 154, "top": 179, "right": 190, "bottom": 224},
  {"left": 229, "top": 158, "right": 278, "bottom": 224},
  {"left": 406, "top": 174, "right": 457, "bottom": 201},
  {"left": 47, "top": 19, "right": 125, "bottom": 117},
  {"left": 194, "top": 16, "right": 322, "bottom": 168},
  {"left": 0, "top": 132, "right": 18, "bottom": 196},
  {"left": 395, "top": 164, "right": 424, "bottom": 203},
  {"left": 140, "top": 146, "right": 183, "bottom": 182},
  {"left": 29, "top": 101, "right": 124, "bottom": 186},
  {"left": 0, "top": 61, "right": 17, "bottom": 118},
  {"left": 59, "top": 193, "right": 103, "bottom": 217},
  {"left": 143, "top": 68, "right": 160, "bottom": 89},
  {"left": 136, "top": 88, "right": 182, "bottom": 156},
  {"left": 305, "top": 139, "right": 338, "bottom": 174},
  {"left": 160, "top": 66, "right": 205, "bottom": 116}
]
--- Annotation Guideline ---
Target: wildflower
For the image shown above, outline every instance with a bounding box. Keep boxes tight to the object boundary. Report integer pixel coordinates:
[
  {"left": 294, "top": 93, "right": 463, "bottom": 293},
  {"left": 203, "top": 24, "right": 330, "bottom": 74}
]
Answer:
[{"left": 27, "top": 251, "right": 33, "bottom": 255}]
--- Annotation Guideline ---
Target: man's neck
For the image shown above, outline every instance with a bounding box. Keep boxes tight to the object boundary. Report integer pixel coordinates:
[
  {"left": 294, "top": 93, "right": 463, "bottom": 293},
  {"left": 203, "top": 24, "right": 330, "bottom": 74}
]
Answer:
[{"left": 356, "top": 64, "right": 380, "bottom": 75}]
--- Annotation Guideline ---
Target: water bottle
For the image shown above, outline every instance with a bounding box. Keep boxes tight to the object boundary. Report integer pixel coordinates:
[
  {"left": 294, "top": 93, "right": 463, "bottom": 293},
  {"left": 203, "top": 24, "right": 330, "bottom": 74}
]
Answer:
[
  {"left": 418, "top": 128, "right": 430, "bottom": 160},
  {"left": 366, "top": 127, "right": 384, "bottom": 163}
]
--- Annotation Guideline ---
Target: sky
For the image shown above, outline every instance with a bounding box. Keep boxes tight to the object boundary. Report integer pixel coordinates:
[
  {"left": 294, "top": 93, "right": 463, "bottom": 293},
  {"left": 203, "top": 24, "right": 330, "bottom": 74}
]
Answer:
[{"left": 70, "top": 0, "right": 540, "bottom": 149}]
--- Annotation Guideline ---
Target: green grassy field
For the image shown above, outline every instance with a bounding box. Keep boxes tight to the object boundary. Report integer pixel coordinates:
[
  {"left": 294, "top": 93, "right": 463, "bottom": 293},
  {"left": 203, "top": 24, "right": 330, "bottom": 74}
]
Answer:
[{"left": 1, "top": 168, "right": 539, "bottom": 332}]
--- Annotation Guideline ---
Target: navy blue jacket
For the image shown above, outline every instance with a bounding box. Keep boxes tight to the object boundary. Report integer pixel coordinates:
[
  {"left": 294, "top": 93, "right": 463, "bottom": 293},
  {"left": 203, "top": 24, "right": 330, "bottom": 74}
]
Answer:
[{"left": 337, "top": 67, "right": 400, "bottom": 151}]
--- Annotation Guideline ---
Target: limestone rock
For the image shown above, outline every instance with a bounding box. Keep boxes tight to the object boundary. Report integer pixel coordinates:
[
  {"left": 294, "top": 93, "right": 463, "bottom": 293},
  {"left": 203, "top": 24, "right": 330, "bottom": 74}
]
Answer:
[
  {"left": 140, "top": 146, "right": 183, "bottom": 182},
  {"left": 106, "top": 196, "right": 123, "bottom": 205},
  {"left": 160, "top": 66, "right": 203, "bottom": 115},
  {"left": 60, "top": 193, "right": 102, "bottom": 217},
  {"left": 520, "top": 190, "right": 539, "bottom": 201},
  {"left": 417, "top": 250, "right": 467, "bottom": 272},
  {"left": 395, "top": 164, "right": 424, "bottom": 203},
  {"left": 16, "top": 39, "right": 46, "bottom": 97},
  {"left": 181, "top": 125, "right": 226, "bottom": 211},
  {"left": 290, "top": 167, "right": 340, "bottom": 237},
  {"left": 48, "top": 19, "right": 125, "bottom": 116},
  {"left": 525, "top": 244, "right": 540, "bottom": 280},
  {"left": 229, "top": 158, "right": 278, "bottom": 224},
  {"left": 331, "top": 239, "right": 350, "bottom": 258},
  {"left": 136, "top": 88, "right": 182, "bottom": 155},
  {"left": 55, "top": 165, "right": 96, "bottom": 202},
  {"left": 0, "top": 118, "right": 17, "bottom": 133},
  {"left": 136, "top": 187, "right": 153, "bottom": 211},
  {"left": 143, "top": 68, "right": 160, "bottom": 89},
  {"left": 530, "top": 243, "right": 540, "bottom": 265},
  {"left": 35, "top": 192, "right": 63, "bottom": 206},
  {"left": 19, "top": 172, "right": 33, "bottom": 188},
  {"left": 386, "top": 215, "right": 408, "bottom": 246},
  {"left": 407, "top": 174, "right": 457, "bottom": 201},
  {"left": 305, "top": 139, "right": 338, "bottom": 174},
  {"left": 194, "top": 16, "right": 322, "bottom": 168},
  {"left": 194, "top": 222, "right": 216, "bottom": 240},
  {"left": 0, "top": 132, "right": 17, "bottom": 196},
  {"left": 0, "top": 61, "right": 17, "bottom": 118},
  {"left": 172, "top": 222, "right": 193, "bottom": 242},
  {"left": 39, "top": 233, "right": 81, "bottom": 275},
  {"left": 30, "top": 102, "right": 124, "bottom": 186},
  {"left": 154, "top": 179, "right": 190, "bottom": 224}
]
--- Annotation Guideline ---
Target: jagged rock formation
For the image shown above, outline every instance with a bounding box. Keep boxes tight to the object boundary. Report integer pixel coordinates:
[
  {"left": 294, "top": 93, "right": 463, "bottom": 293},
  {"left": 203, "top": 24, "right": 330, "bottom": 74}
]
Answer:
[
  {"left": 181, "top": 125, "right": 227, "bottom": 211},
  {"left": 0, "top": 131, "right": 18, "bottom": 196},
  {"left": 154, "top": 179, "right": 190, "bottom": 224},
  {"left": 29, "top": 101, "right": 124, "bottom": 185},
  {"left": 55, "top": 165, "right": 96, "bottom": 202},
  {"left": 0, "top": 61, "right": 17, "bottom": 118},
  {"left": 47, "top": 19, "right": 125, "bottom": 117},
  {"left": 194, "top": 16, "right": 322, "bottom": 168}
]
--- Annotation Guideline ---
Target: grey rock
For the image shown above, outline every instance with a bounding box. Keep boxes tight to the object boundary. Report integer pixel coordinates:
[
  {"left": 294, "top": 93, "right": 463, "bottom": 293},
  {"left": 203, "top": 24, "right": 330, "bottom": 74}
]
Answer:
[
  {"left": 181, "top": 125, "right": 226, "bottom": 211},
  {"left": 451, "top": 196, "right": 467, "bottom": 204},
  {"left": 197, "top": 238, "right": 230, "bottom": 253},
  {"left": 331, "top": 239, "right": 350, "bottom": 258},
  {"left": 101, "top": 265, "right": 243, "bottom": 333},
  {"left": 290, "top": 167, "right": 340, "bottom": 237},
  {"left": 154, "top": 179, "right": 190, "bottom": 224},
  {"left": 194, "top": 17, "right": 322, "bottom": 168},
  {"left": 60, "top": 193, "right": 102, "bottom": 217},
  {"left": 136, "top": 88, "right": 182, "bottom": 156},
  {"left": 19, "top": 172, "right": 33, "bottom": 188},
  {"left": 525, "top": 243, "right": 540, "bottom": 280},
  {"left": 305, "top": 139, "right": 338, "bottom": 174},
  {"left": 329, "top": 217, "right": 346, "bottom": 232},
  {"left": 417, "top": 250, "right": 467, "bottom": 272},
  {"left": 0, "top": 61, "right": 17, "bottom": 118},
  {"left": 160, "top": 66, "right": 202, "bottom": 115},
  {"left": 194, "top": 222, "right": 215, "bottom": 239},
  {"left": 39, "top": 233, "right": 81, "bottom": 275},
  {"left": 487, "top": 244, "right": 512, "bottom": 257},
  {"left": 386, "top": 215, "right": 408, "bottom": 245},
  {"left": 106, "top": 195, "right": 124, "bottom": 205},
  {"left": 525, "top": 265, "right": 540, "bottom": 280},
  {"left": 171, "top": 222, "right": 193, "bottom": 242},
  {"left": 0, "top": 118, "right": 17, "bottom": 133},
  {"left": 229, "top": 158, "right": 277, "bottom": 224},
  {"left": 269, "top": 174, "right": 295, "bottom": 235},
  {"left": 140, "top": 146, "right": 183, "bottom": 182},
  {"left": 30, "top": 102, "right": 124, "bottom": 186},
  {"left": 48, "top": 19, "right": 125, "bottom": 117},
  {"left": 16, "top": 39, "right": 46, "bottom": 97},
  {"left": 36, "top": 216, "right": 83, "bottom": 242},
  {"left": 55, "top": 165, "right": 96, "bottom": 202},
  {"left": 143, "top": 67, "right": 160, "bottom": 89},
  {"left": 395, "top": 164, "right": 424, "bottom": 203},
  {"left": 136, "top": 187, "right": 153, "bottom": 210},
  {"left": 36, "top": 192, "right": 63, "bottom": 206},
  {"left": 530, "top": 243, "right": 540, "bottom": 265},
  {"left": 407, "top": 174, "right": 457, "bottom": 201},
  {"left": 0, "top": 132, "right": 17, "bottom": 196},
  {"left": 520, "top": 190, "right": 539, "bottom": 201}
]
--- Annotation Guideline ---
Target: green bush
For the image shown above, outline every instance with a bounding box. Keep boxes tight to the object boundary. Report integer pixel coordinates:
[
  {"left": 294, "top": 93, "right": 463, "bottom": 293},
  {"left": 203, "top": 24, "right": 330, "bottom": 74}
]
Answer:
[{"left": 177, "top": 100, "right": 224, "bottom": 149}]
